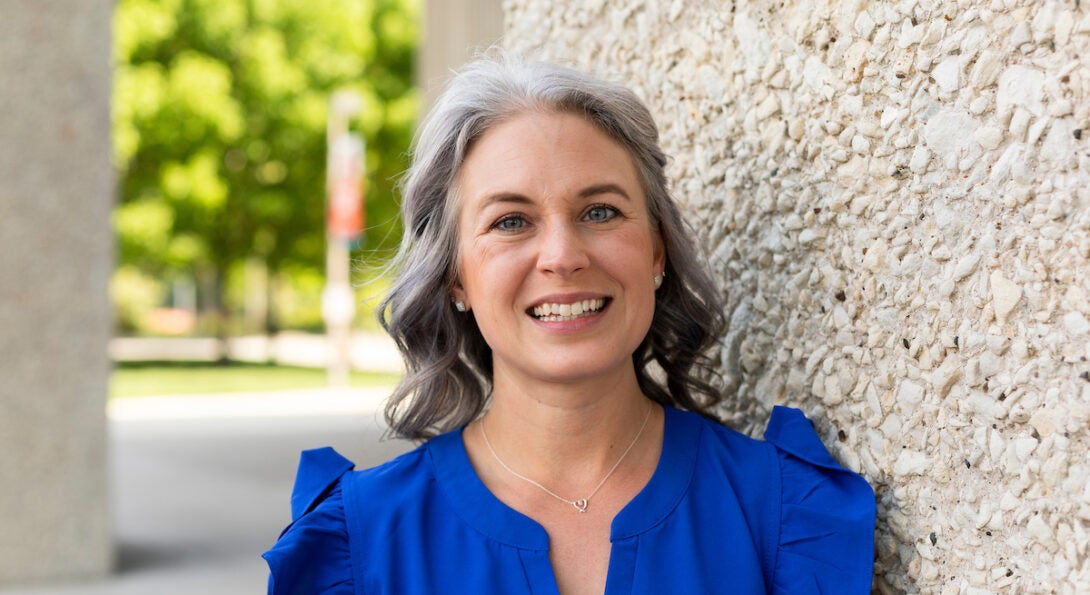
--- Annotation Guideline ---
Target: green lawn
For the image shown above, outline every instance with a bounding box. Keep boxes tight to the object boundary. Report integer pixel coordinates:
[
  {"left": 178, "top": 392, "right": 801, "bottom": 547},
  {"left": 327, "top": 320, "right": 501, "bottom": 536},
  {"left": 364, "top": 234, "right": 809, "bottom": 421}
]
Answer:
[{"left": 110, "top": 361, "right": 401, "bottom": 399}]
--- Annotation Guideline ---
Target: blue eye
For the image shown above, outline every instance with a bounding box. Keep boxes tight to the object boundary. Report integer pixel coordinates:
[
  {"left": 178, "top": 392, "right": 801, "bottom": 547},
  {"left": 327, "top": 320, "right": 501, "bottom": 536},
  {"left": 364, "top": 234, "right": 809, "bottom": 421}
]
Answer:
[
  {"left": 492, "top": 215, "right": 526, "bottom": 231},
  {"left": 584, "top": 205, "right": 617, "bottom": 222}
]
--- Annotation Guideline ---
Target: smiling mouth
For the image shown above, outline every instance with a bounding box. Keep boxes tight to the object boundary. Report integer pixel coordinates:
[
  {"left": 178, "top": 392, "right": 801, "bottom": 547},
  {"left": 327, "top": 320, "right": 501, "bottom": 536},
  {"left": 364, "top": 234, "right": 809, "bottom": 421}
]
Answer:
[{"left": 530, "top": 298, "right": 609, "bottom": 322}]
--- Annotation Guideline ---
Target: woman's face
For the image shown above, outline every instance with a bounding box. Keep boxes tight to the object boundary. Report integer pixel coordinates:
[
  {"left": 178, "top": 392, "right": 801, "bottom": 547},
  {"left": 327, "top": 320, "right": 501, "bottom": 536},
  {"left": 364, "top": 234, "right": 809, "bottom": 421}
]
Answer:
[{"left": 452, "top": 110, "right": 664, "bottom": 388}]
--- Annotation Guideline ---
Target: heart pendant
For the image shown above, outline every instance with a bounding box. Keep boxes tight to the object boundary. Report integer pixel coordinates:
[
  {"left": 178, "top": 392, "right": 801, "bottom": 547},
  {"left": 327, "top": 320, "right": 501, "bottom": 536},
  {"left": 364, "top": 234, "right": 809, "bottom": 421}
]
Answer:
[{"left": 573, "top": 498, "right": 588, "bottom": 513}]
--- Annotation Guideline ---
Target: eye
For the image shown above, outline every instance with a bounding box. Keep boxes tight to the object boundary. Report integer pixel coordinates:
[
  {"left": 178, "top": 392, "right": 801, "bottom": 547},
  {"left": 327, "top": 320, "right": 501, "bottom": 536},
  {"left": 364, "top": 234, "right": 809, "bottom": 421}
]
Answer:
[
  {"left": 583, "top": 205, "right": 618, "bottom": 223},
  {"left": 491, "top": 214, "right": 527, "bottom": 231}
]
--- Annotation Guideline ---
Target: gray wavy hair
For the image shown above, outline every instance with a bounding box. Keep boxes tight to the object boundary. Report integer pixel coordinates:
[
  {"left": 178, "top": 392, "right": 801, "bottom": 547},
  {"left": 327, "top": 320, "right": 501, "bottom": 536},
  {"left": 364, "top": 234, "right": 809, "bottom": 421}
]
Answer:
[{"left": 379, "top": 52, "right": 727, "bottom": 440}]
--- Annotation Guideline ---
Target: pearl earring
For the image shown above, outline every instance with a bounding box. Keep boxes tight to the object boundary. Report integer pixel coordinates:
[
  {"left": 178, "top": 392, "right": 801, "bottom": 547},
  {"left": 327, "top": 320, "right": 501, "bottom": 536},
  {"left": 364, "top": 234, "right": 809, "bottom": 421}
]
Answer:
[
  {"left": 653, "top": 273, "right": 663, "bottom": 288},
  {"left": 454, "top": 300, "right": 466, "bottom": 312}
]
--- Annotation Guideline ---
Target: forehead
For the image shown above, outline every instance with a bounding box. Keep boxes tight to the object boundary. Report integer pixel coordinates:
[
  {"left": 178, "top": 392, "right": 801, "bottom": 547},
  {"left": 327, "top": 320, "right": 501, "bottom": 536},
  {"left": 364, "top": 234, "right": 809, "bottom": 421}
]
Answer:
[{"left": 454, "top": 110, "right": 643, "bottom": 208}]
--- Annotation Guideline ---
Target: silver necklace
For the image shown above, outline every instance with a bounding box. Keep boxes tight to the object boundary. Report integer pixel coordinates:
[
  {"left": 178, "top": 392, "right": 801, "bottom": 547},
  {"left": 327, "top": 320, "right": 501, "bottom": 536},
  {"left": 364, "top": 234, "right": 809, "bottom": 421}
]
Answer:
[{"left": 479, "top": 404, "right": 653, "bottom": 513}]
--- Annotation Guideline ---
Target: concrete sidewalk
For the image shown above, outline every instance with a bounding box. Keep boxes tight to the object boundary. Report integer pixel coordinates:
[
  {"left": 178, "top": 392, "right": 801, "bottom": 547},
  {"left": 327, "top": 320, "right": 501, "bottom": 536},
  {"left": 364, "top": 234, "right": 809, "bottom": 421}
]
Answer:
[
  {"left": 108, "top": 332, "right": 404, "bottom": 374},
  {"left": 0, "top": 388, "right": 414, "bottom": 595}
]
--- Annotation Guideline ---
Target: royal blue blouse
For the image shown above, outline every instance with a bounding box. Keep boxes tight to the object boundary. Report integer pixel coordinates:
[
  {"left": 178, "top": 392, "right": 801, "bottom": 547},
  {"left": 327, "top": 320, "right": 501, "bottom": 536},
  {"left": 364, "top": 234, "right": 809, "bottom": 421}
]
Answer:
[{"left": 263, "top": 406, "right": 875, "bottom": 594}]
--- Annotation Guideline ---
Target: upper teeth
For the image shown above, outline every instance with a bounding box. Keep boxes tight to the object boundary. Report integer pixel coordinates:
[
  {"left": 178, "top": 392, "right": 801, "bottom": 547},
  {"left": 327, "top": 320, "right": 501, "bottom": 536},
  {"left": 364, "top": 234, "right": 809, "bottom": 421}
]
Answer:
[{"left": 532, "top": 298, "right": 606, "bottom": 319}]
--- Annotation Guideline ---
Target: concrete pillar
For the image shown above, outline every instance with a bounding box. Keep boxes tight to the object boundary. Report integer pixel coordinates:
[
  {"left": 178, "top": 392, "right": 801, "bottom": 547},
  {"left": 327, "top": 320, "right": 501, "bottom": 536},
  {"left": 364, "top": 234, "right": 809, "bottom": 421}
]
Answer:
[
  {"left": 0, "top": 0, "right": 114, "bottom": 584},
  {"left": 419, "top": 0, "right": 505, "bottom": 108}
]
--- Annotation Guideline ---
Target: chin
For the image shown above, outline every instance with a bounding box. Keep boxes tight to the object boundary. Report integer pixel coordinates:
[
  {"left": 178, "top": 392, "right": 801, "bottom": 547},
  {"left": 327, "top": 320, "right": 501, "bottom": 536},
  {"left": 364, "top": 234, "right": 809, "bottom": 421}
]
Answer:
[{"left": 527, "top": 354, "right": 635, "bottom": 386}]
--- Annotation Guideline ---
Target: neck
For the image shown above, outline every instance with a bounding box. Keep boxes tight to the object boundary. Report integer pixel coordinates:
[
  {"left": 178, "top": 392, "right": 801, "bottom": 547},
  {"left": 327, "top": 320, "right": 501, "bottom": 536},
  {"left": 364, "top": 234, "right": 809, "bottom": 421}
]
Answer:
[{"left": 480, "top": 365, "right": 653, "bottom": 493}]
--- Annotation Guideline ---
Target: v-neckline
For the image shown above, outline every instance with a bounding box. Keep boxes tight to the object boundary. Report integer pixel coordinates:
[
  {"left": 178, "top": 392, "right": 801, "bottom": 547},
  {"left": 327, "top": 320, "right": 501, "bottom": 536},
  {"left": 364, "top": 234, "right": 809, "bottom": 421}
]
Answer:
[{"left": 426, "top": 406, "right": 703, "bottom": 590}]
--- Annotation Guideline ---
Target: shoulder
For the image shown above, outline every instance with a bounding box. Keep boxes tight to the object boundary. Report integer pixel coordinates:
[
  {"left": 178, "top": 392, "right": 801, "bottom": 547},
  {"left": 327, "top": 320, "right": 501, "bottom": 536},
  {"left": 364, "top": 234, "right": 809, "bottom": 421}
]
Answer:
[
  {"left": 263, "top": 445, "right": 432, "bottom": 595},
  {"left": 683, "top": 406, "right": 875, "bottom": 593},
  {"left": 679, "top": 407, "right": 780, "bottom": 483},
  {"left": 338, "top": 441, "right": 431, "bottom": 505},
  {"left": 687, "top": 407, "right": 771, "bottom": 456}
]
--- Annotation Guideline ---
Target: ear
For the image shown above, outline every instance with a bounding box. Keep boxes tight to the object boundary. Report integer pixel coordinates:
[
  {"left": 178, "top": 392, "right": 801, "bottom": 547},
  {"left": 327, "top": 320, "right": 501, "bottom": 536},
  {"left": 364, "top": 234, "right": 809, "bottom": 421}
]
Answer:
[
  {"left": 652, "top": 223, "right": 667, "bottom": 275},
  {"left": 450, "top": 280, "right": 468, "bottom": 309}
]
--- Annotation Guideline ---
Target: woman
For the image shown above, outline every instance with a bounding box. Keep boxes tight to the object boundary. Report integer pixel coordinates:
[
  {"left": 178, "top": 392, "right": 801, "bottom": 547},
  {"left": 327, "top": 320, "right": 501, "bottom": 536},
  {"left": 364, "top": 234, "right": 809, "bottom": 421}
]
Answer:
[{"left": 264, "top": 53, "right": 875, "bottom": 594}]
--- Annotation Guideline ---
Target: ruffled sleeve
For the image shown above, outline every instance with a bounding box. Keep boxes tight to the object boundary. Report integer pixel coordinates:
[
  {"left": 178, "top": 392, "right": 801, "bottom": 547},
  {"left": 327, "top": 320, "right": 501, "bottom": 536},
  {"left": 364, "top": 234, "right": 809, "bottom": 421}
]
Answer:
[
  {"left": 263, "top": 447, "right": 356, "bottom": 595},
  {"left": 764, "top": 406, "right": 876, "bottom": 594}
]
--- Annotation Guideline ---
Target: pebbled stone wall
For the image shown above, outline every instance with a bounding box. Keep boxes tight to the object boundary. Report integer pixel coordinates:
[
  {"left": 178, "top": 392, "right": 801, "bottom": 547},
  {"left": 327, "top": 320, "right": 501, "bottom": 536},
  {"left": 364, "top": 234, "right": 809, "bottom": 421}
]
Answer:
[{"left": 504, "top": 0, "right": 1090, "bottom": 592}]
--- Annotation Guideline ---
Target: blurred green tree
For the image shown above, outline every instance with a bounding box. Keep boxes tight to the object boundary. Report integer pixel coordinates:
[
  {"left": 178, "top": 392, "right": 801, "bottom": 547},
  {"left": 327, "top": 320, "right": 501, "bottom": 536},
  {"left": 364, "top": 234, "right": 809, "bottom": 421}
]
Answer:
[{"left": 113, "top": 0, "right": 417, "bottom": 339}]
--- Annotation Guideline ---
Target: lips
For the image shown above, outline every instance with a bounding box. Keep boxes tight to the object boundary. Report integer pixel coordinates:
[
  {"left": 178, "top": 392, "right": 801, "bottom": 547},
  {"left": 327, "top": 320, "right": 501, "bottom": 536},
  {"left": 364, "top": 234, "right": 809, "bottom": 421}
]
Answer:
[{"left": 529, "top": 297, "right": 609, "bottom": 321}]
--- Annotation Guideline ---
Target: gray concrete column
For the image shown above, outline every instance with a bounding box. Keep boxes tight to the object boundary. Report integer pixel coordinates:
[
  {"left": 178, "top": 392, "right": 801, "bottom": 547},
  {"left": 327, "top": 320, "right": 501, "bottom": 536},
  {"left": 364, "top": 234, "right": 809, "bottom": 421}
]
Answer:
[
  {"left": 419, "top": 0, "right": 505, "bottom": 108},
  {"left": 0, "top": 0, "right": 114, "bottom": 584}
]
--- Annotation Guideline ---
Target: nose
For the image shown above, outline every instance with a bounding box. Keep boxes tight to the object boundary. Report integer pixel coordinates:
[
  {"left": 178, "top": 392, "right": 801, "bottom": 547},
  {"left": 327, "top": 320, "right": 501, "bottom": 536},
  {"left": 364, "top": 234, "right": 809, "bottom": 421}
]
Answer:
[{"left": 536, "top": 219, "right": 590, "bottom": 277}]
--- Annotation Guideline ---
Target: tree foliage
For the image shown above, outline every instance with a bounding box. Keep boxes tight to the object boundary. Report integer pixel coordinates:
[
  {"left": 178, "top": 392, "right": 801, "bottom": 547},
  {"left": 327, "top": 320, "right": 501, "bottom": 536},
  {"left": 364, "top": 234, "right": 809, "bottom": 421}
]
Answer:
[{"left": 113, "top": 0, "right": 417, "bottom": 333}]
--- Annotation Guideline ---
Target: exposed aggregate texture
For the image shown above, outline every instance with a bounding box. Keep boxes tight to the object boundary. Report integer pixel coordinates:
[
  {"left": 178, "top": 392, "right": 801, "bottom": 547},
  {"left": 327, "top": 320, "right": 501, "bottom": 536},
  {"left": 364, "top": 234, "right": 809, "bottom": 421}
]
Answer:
[{"left": 504, "top": 0, "right": 1090, "bottom": 592}]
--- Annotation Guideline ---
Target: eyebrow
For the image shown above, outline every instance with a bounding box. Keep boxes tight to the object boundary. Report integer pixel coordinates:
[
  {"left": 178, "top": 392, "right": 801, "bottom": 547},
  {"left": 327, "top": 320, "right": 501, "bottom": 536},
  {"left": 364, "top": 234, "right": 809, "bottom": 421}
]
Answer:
[
  {"left": 477, "top": 183, "right": 633, "bottom": 210},
  {"left": 478, "top": 193, "right": 534, "bottom": 210},
  {"left": 579, "top": 183, "right": 632, "bottom": 201}
]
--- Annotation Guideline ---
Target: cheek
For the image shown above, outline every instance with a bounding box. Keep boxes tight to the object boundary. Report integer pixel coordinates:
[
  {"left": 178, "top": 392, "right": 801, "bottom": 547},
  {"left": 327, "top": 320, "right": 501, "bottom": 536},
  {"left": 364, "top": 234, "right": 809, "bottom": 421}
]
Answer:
[
  {"left": 459, "top": 241, "right": 523, "bottom": 298},
  {"left": 602, "top": 229, "right": 658, "bottom": 270}
]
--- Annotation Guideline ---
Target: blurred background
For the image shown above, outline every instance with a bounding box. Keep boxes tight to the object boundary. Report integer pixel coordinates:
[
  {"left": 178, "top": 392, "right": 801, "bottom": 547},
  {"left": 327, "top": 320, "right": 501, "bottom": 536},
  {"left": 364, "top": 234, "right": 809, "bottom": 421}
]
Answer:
[
  {"left": 110, "top": 0, "right": 413, "bottom": 347},
  {"left": 0, "top": 0, "right": 500, "bottom": 592}
]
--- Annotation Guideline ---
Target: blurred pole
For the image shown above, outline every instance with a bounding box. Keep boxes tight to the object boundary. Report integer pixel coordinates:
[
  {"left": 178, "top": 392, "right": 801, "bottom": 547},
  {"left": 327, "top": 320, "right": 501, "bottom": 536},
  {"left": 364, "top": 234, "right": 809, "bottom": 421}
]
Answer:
[
  {"left": 0, "top": 0, "right": 114, "bottom": 581},
  {"left": 420, "top": 0, "right": 504, "bottom": 109},
  {"left": 323, "top": 91, "right": 364, "bottom": 387}
]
